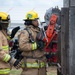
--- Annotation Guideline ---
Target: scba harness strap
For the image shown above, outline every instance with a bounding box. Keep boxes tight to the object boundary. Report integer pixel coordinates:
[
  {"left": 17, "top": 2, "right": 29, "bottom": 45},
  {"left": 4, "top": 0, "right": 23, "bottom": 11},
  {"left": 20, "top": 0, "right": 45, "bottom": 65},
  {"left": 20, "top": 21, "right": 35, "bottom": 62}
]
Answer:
[{"left": 24, "top": 28, "right": 35, "bottom": 43}]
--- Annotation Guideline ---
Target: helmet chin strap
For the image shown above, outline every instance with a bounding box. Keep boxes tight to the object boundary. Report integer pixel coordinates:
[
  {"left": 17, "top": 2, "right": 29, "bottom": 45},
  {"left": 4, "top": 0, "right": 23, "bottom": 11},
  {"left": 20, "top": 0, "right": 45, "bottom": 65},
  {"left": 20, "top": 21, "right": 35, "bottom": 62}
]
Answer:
[{"left": 32, "top": 24, "right": 38, "bottom": 28}]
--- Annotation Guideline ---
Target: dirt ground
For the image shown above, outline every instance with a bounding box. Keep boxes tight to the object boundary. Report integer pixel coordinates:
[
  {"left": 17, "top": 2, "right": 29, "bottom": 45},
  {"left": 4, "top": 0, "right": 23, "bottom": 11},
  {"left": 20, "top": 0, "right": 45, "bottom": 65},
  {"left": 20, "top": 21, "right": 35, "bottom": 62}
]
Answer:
[{"left": 10, "top": 66, "right": 57, "bottom": 75}]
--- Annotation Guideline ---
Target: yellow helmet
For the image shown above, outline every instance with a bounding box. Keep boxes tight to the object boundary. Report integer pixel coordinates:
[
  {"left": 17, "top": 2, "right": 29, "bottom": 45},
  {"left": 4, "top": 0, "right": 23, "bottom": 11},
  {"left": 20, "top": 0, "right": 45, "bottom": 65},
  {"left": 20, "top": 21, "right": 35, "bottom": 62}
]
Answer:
[
  {"left": 0, "top": 12, "right": 10, "bottom": 23},
  {"left": 24, "top": 10, "right": 39, "bottom": 20}
]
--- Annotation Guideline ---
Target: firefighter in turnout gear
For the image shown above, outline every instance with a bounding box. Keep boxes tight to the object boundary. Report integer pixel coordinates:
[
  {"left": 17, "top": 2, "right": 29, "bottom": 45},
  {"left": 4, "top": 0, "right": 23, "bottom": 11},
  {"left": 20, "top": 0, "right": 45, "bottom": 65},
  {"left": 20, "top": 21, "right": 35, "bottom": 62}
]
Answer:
[
  {"left": 18, "top": 10, "right": 47, "bottom": 75},
  {"left": 0, "top": 12, "right": 19, "bottom": 75}
]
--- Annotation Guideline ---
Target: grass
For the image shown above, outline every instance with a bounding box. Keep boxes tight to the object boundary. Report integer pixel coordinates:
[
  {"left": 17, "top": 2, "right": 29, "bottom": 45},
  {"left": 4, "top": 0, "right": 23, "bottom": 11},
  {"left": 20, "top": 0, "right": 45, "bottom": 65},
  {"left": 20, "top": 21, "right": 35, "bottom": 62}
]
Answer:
[
  {"left": 10, "top": 66, "right": 57, "bottom": 75},
  {"left": 10, "top": 67, "right": 22, "bottom": 75}
]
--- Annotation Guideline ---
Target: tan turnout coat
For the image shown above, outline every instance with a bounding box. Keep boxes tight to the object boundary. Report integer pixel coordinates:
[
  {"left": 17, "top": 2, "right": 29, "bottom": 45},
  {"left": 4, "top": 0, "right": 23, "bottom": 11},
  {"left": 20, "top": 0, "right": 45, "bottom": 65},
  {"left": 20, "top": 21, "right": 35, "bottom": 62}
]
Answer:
[
  {"left": 0, "top": 30, "right": 10, "bottom": 69},
  {"left": 19, "top": 25, "right": 47, "bottom": 75}
]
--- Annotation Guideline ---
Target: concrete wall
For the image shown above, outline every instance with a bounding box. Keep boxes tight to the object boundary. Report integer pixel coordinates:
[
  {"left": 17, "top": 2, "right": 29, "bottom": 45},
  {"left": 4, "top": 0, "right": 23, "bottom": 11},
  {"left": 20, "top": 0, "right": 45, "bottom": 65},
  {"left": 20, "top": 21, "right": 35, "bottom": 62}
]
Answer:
[
  {"left": 64, "top": 0, "right": 75, "bottom": 7},
  {"left": 62, "top": 0, "right": 75, "bottom": 75}
]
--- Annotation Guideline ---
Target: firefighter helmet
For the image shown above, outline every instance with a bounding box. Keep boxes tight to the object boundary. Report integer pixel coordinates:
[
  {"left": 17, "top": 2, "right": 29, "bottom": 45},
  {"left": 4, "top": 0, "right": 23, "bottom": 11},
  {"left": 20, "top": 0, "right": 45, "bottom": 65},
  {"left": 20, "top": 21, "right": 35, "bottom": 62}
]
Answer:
[
  {"left": 24, "top": 10, "right": 39, "bottom": 20},
  {"left": 0, "top": 12, "right": 10, "bottom": 23}
]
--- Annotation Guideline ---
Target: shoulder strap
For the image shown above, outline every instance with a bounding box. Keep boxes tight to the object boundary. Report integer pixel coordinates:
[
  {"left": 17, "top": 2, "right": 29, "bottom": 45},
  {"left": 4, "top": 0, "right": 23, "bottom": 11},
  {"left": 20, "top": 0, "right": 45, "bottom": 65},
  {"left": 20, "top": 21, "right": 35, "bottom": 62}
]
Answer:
[{"left": 24, "top": 28, "right": 34, "bottom": 43}]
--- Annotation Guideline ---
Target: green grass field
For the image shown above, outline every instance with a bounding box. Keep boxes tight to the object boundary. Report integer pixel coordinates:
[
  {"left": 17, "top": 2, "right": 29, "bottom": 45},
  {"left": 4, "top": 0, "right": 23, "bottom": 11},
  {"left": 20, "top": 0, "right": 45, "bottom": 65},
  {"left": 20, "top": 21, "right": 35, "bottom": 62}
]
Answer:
[
  {"left": 10, "top": 68, "right": 22, "bottom": 75},
  {"left": 10, "top": 66, "right": 57, "bottom": 75}
]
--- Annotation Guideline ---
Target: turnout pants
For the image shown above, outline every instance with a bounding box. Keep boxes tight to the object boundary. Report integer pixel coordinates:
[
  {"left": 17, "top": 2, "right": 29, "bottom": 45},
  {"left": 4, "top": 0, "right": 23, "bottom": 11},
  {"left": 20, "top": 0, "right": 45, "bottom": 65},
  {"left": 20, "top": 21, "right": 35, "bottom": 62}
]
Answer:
[{"left": 21, "top": 67, "right": 47, "bottom": 75}]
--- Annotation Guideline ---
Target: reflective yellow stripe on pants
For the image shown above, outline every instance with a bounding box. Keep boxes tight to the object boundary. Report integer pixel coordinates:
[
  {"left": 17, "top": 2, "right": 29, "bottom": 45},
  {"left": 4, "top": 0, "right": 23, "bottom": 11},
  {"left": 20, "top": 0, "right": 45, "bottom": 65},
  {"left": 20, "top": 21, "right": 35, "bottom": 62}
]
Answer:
[
  {"left": 22, "top": 62, "right": 46, "bottom": 68},
  {"left": 0, "top": 68, "right": 10, "bottom": 74}
]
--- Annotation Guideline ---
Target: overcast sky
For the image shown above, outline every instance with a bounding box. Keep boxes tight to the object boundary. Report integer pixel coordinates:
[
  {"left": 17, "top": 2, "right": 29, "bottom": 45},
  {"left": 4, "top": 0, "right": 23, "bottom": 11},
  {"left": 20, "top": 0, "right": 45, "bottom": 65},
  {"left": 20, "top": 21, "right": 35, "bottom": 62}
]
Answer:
[{"left": 0, "top": 0, "right": 63, "bottom": 23}]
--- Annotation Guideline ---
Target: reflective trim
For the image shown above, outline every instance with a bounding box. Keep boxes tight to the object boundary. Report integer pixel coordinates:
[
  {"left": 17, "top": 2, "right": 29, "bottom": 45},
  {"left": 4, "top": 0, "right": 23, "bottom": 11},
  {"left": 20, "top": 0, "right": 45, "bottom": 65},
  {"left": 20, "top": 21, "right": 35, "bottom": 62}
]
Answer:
[
  {"left": 3, "top": 54, "right": 10, "bottom": 62},
  {"left": 2, "top": 45, "right": 9, "bottom": 51},
  {"left": 32, "top": 42, "right": 37, "bottom": 50},
  {"left": 7, "top": 36, "right": 11, "bottom": 41},
  {"left": 40, "top": 62, "right": 45, "bottom": 67},
  {"left": 27, "top": 62, "right": 39, "bottom": 68},
  {"left": 22, "top": 62, "right": 45, "bottom": 68},
  {"left": 0, "top": 68, "right": 10, "bottom": 74}
]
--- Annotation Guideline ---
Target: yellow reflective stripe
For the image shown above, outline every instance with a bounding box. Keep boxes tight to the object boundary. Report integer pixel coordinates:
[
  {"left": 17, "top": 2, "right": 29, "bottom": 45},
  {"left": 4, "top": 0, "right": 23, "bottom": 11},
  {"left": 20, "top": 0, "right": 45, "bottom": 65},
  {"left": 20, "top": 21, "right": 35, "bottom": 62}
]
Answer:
[
  {"left": 3, "top": 54, "right": 10, "bottom": 62},
  {"left": 0, "top": 68, "right": 10, "bottom": 74},
  {"left": 27, "top": 62, "right": 39, "bottom": 68},
  {"left": 32, "top": 42, "right": 37, "bottom": 50},
  {"left": 22, "top": 62, "right": 25, "bottom": 68},
  {"left": 2, "top": 45, "right": 9, "bottom": 51},
  {"left": 40, "top": 62, "right": 46, "bottom": 67},
  {"left": 22, "top": 62, "right": 45, "bottom": 68},
  {"left": 7, "top": 36, "right": 11, "bottom": 41}
]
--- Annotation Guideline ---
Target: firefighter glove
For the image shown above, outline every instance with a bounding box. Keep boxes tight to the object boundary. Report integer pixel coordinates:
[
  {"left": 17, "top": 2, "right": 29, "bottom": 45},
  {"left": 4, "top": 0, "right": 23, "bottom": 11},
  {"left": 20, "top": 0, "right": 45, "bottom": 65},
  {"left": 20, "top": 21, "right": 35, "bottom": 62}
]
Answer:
[
  {"left": 14, "top": 59, "right": 23, "bottom": 69},
  {"left": 37, "top": 41, "right": 45, "bottom": 49}
]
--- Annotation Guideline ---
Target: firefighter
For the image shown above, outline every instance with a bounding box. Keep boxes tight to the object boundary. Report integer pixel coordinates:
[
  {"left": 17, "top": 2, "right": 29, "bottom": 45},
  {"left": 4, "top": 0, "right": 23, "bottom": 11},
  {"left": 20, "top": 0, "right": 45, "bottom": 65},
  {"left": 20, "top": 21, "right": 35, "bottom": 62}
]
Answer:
[
  {"left": 0, "top": 12, "right": 19, "bottom": 75},
  {"left": 18, "top": 10, "right": 47, "bottom": 75}
]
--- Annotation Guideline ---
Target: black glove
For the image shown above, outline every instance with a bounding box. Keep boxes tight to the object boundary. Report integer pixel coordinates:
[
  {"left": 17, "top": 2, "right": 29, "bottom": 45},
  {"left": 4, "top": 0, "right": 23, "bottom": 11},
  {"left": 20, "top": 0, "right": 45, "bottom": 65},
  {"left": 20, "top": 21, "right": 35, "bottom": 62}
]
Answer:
[
  {"left": 14, "top": 56, "right": 23, "bottom": 66},
  {"left": 37, "top": 41, "right": 45, "bottom": 49},
  {"left": 14, "top": 59, "right": 21, "bottom": 66},
  {"left": 13, "top": 58, "right": 23, "bottom": 69}
]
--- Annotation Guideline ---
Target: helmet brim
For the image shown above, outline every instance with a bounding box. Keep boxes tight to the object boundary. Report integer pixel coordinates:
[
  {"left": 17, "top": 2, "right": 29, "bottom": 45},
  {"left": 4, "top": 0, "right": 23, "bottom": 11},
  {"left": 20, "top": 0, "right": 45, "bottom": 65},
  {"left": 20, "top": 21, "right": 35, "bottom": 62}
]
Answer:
[
  {"left": 0, "top": 21, "right": 9, "bottom": 23},
  {"left": 23, "top": 18, "right": 39, "bottom": 21}
]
